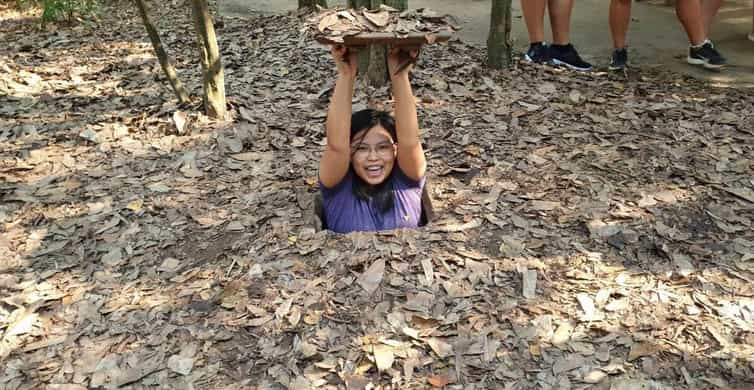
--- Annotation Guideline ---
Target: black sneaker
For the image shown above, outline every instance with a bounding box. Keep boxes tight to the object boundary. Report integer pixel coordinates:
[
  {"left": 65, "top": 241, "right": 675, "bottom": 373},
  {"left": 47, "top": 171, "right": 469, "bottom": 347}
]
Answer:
[
  {"left": 687, "top": 40, "right": 726, "bottom": 69},
  {"left": 549, "top": 44, "right": 592, "bottom": 71},
  {"left": 524, "top": 42, "right": 550, "bottom": 64},
  {"left": 609, "top": 48, "right": 628, "bottom": 71}
]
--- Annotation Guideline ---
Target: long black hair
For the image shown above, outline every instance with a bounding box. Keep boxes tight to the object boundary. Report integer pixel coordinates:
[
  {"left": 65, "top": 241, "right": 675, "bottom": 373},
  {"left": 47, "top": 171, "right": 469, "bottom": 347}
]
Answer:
[{"left": 350, "top": 109, "right": 397, "bottom": 214}]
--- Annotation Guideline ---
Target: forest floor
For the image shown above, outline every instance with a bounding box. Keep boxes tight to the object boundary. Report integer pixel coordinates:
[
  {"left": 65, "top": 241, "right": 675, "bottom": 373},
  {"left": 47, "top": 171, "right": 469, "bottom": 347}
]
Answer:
[{"left": 1, "top": 1, "right": 754, "bottom": 389}]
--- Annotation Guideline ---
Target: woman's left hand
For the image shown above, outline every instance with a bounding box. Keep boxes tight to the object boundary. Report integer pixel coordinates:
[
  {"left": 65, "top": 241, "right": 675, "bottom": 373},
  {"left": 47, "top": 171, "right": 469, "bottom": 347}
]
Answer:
[{"left": 387, "top": 47, "right": 420, "bottom": 78}]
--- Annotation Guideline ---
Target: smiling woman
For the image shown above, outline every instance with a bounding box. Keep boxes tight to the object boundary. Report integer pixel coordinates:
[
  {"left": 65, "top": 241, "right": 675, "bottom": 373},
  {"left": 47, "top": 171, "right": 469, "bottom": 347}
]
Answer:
[{"left": 318, "top": 45, "right": 427, "bottom": 233}]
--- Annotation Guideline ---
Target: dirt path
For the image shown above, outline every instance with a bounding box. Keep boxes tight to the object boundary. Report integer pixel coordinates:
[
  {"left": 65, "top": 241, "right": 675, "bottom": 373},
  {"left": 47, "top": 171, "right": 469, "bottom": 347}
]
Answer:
[{"left": 220, "top": 0, "right": 754, "bottom": 87}]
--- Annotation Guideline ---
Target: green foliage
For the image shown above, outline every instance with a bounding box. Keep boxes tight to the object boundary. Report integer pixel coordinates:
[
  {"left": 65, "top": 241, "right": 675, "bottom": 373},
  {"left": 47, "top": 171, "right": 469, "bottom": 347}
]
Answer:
[{"left": 16, "top": 0, "right": 99, "bottom": 24}]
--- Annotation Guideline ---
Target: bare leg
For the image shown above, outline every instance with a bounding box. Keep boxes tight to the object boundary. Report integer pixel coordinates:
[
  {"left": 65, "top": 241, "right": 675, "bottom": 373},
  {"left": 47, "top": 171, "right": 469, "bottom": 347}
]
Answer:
[
  {"left": 521, "top": 0, "right": 547, "bottom": 43},
  {"left": 751, "top": 4, "right": 754, "bottom": 41},
  {"left": 676, "top": 0, "right": 707, "bottom": 46},
  {"left": 548, "top": 0, "right": 574, "bottom": 45},
  {"left": 610, "top": 0, "right": 632, "bottom": 49},
  {"left": 701, "top": 0, "right": 723, "bottom": 37}
]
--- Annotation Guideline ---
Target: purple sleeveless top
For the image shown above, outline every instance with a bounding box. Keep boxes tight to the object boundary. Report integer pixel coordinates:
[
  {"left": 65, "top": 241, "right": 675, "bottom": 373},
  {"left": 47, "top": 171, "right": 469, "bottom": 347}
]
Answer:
[{"left": 320, "top": 168, "right": 425, "bottom": 233}]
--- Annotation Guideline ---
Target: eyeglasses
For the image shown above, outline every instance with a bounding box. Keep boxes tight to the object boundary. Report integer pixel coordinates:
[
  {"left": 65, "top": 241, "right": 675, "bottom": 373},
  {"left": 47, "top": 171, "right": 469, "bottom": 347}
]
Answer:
[{"left": 351, "top": 141, "right": 396, "bottom": 158}]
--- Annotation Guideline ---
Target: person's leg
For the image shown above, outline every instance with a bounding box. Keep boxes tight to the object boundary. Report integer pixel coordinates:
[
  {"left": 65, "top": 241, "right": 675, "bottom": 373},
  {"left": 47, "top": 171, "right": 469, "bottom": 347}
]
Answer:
[
  {"left": 701, "top": 0, "right": 723, "bottom": 37},
  {"left": 608, "top": 0, "right": 632, "bottom": 70},
  {"left": 546, "top": 0, "right": 592, "bottom": 70},
  {"left": 751, "top": 3, "right": 754, "bottom": 42},
  {"left": 676, "top": 0, "right": 706, "bottom": 46},
  {"left": 548, "top": 0, "right": 574, "bottom": 45},
  {"left": 521, "top": 0, "right": 547, "bottom": 44},
  {"left": 521, "top": 0, "right": 551, "bottom": 63},
  {"left": 680, "top": 0, "right": 726, "bottom": 68},
  {"left": 610, "top": 0, "right": 632, "bottom": 49}
]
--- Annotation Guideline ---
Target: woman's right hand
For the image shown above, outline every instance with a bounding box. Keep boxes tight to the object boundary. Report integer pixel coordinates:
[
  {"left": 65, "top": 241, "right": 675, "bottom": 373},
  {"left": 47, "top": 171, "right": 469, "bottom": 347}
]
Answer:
[{"left": 332, "top": 45, "right": 358, "bottom": 80}]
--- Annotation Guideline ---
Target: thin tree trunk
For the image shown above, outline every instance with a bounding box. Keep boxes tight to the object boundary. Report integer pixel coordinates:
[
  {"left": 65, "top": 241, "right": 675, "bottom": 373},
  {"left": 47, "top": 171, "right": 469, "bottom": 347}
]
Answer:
[
  {"left": 487, "top": 0, "right": 513, "bottom": 69},
  {"left": 384, "top": 0, "right": 407, "bottom": 10},
  {"left": 298, "top": 0, "right": 327, "bottom": 9},
  {"left": 366, "top": 43, "right": 387, "bottom": 87},
  {"left": 348, "top": 0, "right": 372, "bottom": 74},
  {"left": 364, "top": 0, "right": 408, "bottom": 86},
  {"left": 191, "top": 0, "right": 227, "bottom": 120},
  {"left": 134, "top": 0, "right": 190, "bottom": 104}
]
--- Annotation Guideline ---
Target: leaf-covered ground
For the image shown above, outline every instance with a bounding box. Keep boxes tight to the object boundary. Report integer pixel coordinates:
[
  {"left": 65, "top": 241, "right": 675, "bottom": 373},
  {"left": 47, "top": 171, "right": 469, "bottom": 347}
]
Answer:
[{"left": 1, "top": 1, "right": 753, "bottom": 389}]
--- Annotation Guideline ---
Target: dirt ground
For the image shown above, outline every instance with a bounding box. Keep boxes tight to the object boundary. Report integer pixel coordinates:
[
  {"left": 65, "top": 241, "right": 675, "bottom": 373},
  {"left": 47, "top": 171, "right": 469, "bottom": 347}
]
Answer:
[
  {"left": 219, "top": 0, "right": 754, "bottom": 87},
  {"left": 2, "top": 0, "right": 754, "bottom": 389}
]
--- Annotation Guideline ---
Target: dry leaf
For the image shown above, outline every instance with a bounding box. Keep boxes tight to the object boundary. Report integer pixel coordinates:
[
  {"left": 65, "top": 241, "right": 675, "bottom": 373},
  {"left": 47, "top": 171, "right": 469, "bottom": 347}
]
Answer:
[
  {"left": 552, "top": 321, "right": 574, "bottom": 347},
  {"left": 357, "top": 259, "right": 385, "bottom": 294},
  {"left": 653, "top": 190, "right": 676, "bottom": 203},
  {"left": 576, "top": 293, "right": 597, "bottom": 320},
  {"left": 373, "top": 345, "right": 394, "bottom": 372},
  {"left": 172, "top": 111, "right": 187, "bottom": 134},
  {"left": 604, "top": 298, "right": 629, "bottom": 312},
  {"left": 318, "top": 13, "right": 339, "bottom": 32},
  {"left": 275, "top": 298, "right": 293, "bottom": 320},
  {"left": 4, "top": 310, "right": 38, "bottom": 337},
  {"left": 420, "top": 258, "right": 434, "bottom": 285},
  {"left": 522, "top": 269, "right": 537, "bottom": 299},
  {"left": 427, "top": 374, "right": 454, "bottom": 388},
  {"left": 158, "top": 257, "right": 181, "bottom": 273},
  {"left": 628, "top": 342, "right": 661, "bottom": 361},
  {"left": 672, "top": 253, "right": 696, "bottom": 277},
  {"left": 552, "top": 354, "right": 585, "bottom": 375},
  {"left": 426, "top": 337, "right": 454, "bottom": 358},
  {"left": 583, "top": 370, "right": 607, "bottom": 384},
  {"left": 247, "top": 315, "right": 274, "bottom": 327},
  {"left": 101, "top": 248, "right": 123, "bottom": 267},
  {"left": 167, "top": 355, "right": 193, "bottom": 376},
  {"left": 363, "top": 10, "right": 390, "bottom": 27},
  {"left": 595, "top": 288, "right": 611, "bottom": 307}
]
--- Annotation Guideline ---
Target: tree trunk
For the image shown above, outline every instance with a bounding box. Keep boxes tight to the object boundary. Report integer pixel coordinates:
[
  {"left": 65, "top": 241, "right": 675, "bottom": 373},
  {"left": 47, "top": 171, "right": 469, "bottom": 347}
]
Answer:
[
  {"left": 348, "top": 0, "right": 408, "bottom": 86},
  {"left": 298, "top": 0, "right": 327, "bottom": 9},
  {"left": 487, "top": 0, "right": 513, "bottom": 69},
  {"left": 134, "top": 0, "right": 190, "bottom": 104},
  {"left": 384, "top": 0, "right": 407, "bottom": 10},
  {"left": 366, "top": 43, "right": 387, "bottom": 87},
  {"left": 191, "top": 0, "right": 227, "bottom": 120},
  {"left": 347, "top": 0, "right": 372, "bottom": 74}
]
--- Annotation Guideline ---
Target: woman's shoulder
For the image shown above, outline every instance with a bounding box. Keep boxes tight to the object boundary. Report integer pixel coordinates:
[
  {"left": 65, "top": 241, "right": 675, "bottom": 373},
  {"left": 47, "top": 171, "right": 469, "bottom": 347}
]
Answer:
[
  {"left": 319, "top": 169, "right": 354, "bottom": 198},
  {"left": 392, "top": 167, "right": 425, "bottom": 190}
]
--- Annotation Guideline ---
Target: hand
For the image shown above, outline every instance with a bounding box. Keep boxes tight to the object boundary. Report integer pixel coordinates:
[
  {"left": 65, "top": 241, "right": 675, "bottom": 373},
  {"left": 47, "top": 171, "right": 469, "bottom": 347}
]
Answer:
[
  {"left": 387, "top": 46, "right": 420, "bottom": 78},
  {"left": 331, "top": 45, "right": 358, "bottom": 80}
]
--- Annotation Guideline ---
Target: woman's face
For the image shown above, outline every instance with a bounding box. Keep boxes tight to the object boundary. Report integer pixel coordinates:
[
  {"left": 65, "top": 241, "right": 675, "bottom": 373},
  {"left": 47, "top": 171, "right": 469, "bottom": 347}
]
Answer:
[{"left": 351, "top": 125, "right": 397, "bottom": 186}]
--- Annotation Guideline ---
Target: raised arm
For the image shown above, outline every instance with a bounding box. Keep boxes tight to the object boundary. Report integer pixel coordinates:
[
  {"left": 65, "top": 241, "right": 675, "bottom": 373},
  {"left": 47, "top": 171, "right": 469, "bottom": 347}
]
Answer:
[
  {"left": 387, "top": 47, "right": 426, "bottom": 181},
  {"left": 319, "top": 45, "right": 358, "bottom": 188}
]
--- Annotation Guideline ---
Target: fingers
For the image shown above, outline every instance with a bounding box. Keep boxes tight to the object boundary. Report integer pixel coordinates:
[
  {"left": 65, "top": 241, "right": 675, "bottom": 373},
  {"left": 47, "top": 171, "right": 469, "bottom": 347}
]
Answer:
[
  {"left": 388, "top": 46, "right": 420, "bottom": 59},
  {"left": 332, "top": 45, "right": 360, "bottom": 64},
  {"left": 331, "top": 44, "right": 347, "bottom": 57},
  {"left": 348, "top": 49, "right": 359, "bottom": 63}
]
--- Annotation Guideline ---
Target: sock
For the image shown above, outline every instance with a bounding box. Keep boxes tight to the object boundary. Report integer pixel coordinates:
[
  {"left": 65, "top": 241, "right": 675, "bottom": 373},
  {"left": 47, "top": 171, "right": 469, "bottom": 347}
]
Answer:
[
  {"left": 529, "top": 42, "right": 544, "bottom": 50},
  {"left": 691, "top": 39, "right": 711, "bottom": 49},
  {"left": 550, "top": 43, "right": 571, "bottom": 51}
]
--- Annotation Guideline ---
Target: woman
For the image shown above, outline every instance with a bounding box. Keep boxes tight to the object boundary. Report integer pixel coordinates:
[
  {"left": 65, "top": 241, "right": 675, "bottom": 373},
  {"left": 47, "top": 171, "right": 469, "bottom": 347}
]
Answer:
[{"left": 318, "top": 45, "right": 426, "bottom": 233}]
